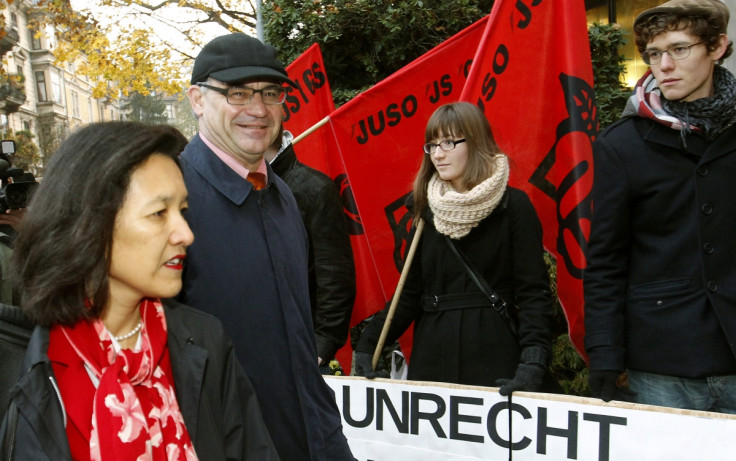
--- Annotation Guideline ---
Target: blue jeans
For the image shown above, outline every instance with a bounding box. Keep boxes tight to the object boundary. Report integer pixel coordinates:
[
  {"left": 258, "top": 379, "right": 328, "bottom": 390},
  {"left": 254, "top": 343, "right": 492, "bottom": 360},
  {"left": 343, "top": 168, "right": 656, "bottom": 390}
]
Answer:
[{"left": 627, "top": 369, "right": 736, "bottom": 414}]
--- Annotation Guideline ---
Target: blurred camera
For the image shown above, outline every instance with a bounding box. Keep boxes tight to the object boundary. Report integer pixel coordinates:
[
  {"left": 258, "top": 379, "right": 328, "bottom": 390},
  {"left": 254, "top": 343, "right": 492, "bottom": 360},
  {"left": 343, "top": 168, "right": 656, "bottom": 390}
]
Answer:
[{"left": 0, "top": 140, "right": 38, "bottom": 214}]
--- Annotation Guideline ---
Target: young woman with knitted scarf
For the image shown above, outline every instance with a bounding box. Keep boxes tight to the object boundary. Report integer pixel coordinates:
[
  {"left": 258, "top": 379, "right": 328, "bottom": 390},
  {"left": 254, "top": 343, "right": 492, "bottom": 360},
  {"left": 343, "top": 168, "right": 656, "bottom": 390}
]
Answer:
[
  {"left": 354, "top": 102, "right": 557, "bottom": 394},
  {"left": 0, "top": 122, "right": 279, "bottom": 460}
]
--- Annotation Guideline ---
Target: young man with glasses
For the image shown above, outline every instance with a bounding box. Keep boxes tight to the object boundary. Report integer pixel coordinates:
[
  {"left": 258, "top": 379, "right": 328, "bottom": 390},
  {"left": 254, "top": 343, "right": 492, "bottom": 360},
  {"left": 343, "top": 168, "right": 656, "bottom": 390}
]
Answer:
[
  {"left": 584, "top": 0, "right": 736, "bottom": 413},
  {"left": 179, "top": 33, "right": 354, "bottom": 460}
]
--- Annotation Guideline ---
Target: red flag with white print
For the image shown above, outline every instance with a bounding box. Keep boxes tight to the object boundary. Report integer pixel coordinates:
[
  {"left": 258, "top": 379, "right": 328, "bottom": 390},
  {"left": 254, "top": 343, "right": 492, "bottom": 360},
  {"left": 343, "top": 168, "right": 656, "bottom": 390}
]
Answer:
[{"left": 460, "top": 0, "right": 598, "bottom": 358}]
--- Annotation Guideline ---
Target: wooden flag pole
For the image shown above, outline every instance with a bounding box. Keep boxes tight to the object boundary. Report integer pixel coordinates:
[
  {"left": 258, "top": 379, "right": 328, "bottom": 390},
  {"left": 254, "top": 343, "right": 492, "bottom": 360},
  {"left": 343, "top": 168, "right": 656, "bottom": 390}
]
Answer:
[
  {"left": 372, "top": 218, "right": 425, "bottom": 370},
  {"left": 291, "top": 116, "right": 331, "bottom": 145}
]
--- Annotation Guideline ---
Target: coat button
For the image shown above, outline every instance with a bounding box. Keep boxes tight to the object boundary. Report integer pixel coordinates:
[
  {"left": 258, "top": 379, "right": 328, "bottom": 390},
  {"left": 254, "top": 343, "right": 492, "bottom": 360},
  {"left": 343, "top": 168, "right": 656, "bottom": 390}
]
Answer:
[
  {"left": 697, "top": 166, "right": 709, "bottom": 176},
  {"left": 707, "top": 280, "right": 718, "bottom": 292},
  {"left": 701, "top": 203, "right": 713, "bottom": 215},
  {"left": 703, "top": 243, "right": 715, "bottom": 254}
]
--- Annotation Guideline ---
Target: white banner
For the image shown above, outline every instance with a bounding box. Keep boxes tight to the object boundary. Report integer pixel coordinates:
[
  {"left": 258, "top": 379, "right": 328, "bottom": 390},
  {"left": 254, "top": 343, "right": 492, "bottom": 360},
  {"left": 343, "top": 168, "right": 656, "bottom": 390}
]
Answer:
[{"left": 325, "top": 376, "right": 736, "bottom": 461}]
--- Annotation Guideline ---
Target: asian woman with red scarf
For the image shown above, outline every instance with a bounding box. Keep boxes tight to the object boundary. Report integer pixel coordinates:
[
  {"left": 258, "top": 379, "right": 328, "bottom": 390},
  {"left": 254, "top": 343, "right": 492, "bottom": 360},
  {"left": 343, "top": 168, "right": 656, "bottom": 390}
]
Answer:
[{"left": 0, "top": 122, "right": 280, "bottom": 460}]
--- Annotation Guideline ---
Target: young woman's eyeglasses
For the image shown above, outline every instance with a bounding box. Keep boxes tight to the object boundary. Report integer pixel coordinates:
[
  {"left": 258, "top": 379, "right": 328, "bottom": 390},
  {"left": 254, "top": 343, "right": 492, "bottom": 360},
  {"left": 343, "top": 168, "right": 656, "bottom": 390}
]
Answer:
[
  {"left": 641, "top": 41, "right": 705, "bottom": 65},
  {"left": 423, "top": 139, "right": 466, "bottom": 155},
  {"left": 197, "top": 83, "right": 287, "bottom": 105}
]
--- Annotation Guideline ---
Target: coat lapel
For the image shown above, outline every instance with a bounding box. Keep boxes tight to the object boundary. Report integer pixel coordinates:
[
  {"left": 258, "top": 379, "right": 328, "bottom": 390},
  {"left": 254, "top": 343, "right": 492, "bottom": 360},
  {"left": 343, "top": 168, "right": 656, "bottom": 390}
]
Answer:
[
  {"left": 702, "top": 123, "right": 736, "bottom": 163},
  {"left": 638, "top": 116, "right": 736, "bottom": 163},
  {"left": 163, "top": 303, "right": 207, "bottom": 440}
]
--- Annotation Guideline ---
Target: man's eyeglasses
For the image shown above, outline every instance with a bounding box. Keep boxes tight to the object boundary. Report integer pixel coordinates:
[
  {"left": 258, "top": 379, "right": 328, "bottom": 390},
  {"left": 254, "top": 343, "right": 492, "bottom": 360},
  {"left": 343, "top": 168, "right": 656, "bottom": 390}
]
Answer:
[
  {"left": 197, "top": 83, "right": 287, "bottom": 105},
  {"left": 641, "top": 41, "right": 705, "bottom": 65},
  {"left": 423, "top": 138, "right": 466, "bottom": 155}
]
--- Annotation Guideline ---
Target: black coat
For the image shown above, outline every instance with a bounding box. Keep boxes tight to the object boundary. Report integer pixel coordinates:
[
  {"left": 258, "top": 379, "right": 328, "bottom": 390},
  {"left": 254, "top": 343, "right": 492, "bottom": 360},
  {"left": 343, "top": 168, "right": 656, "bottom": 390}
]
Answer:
[
  {"left": 584, "top": 116, "right": 736, "bottom": 378},
  {"left": 270, "top": 143, "right": 356, "bottom": 361},
  {"left": 358, "top": 187, "right": 555, "bottom": 387},
  {"left": 0, "top": 299, "right": 279, "bottom": 460}
]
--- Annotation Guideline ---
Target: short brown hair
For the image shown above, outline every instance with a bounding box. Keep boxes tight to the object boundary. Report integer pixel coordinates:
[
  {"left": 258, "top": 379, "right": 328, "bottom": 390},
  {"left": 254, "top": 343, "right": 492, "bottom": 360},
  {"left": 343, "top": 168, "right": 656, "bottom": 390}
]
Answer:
[{"left": 635, "top": 12, "right": 732, "bottom": 64}]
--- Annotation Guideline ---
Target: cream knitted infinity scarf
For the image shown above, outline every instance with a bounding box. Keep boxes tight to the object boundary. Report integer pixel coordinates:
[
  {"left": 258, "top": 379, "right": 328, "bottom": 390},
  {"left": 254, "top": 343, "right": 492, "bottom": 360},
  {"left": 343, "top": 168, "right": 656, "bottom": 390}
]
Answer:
[{"left": 428, "top": 154, "right": 509, "bottom": 239}]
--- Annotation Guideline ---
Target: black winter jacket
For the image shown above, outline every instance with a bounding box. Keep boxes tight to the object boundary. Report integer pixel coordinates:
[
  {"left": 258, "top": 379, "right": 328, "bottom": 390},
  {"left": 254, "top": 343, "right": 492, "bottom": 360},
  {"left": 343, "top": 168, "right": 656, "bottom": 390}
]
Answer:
[
  {"left": 584, "top": 116, "right": 736, "bottom": 378},
  {"left": 270, "top": 143, "right": 356, "bottom": 361},
  {"left": 0, "top": 299, "right": 280, "bottom": 460},
  {"left": 358, "top": 187, "right": 555, "bottom": 387}
]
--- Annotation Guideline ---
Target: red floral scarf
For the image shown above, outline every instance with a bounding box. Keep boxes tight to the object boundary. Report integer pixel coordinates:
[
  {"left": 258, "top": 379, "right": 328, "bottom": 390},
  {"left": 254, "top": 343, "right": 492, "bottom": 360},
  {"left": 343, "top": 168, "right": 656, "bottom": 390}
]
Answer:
[{"left": 52, "top": 298, "right": 198, "bottom": 461}]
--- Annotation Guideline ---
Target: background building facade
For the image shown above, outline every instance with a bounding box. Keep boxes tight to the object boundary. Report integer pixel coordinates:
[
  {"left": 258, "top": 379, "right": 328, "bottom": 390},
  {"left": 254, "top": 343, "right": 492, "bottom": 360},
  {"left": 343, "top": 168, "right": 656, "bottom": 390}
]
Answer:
[{"left": 0, "top": 0, "right": 120, "bottom": 175}]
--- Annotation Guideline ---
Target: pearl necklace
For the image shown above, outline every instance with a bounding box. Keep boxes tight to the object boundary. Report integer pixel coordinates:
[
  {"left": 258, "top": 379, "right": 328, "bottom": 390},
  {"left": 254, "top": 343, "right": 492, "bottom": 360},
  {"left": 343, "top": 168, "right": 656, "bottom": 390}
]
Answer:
[{"left": 113, "top": 322, "right": 142, "bottom": 342}]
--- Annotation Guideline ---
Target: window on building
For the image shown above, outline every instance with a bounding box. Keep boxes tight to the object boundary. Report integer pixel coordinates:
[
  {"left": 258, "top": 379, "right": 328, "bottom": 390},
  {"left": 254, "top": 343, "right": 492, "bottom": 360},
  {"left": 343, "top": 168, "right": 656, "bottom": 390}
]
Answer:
[
  {"left": 30, "top": 28, "right": 41, "bottom": 50},
  {"left": 22, "top": 120, "right": 30, "bottom": 132},
  {"left": 51, "top": 70, "right": 62, "bottom": 103},
  {"left": 35, "top": 71, "right": 47, "bottom": 102},
  {"left": 71, "top": 90, "right": 80, "bottom": 117},
  {"left": 10, "top": 12, "right": 17, "bottom": 28},
  {"left": 586, "top": 0, "right": 664, "bottom": 87},
  {"left": 46, "top": 27, "right": 56, "bottom": 50},
  {"left": 165, "top": 103, "right": 174, "bottom": 120}
]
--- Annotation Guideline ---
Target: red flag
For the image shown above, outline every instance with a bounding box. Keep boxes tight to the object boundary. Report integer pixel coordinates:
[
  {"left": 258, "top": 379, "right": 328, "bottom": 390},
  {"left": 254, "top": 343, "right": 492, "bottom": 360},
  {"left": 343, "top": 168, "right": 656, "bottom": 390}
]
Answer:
[
  {"left": 328, "top": 17, "right": 489, "bottom": 360},
  {"left": 460, "top": 0, "right": 597, "bottom": 358},
  {"left": 284, "top": 43, "right": 335, "bottom": 172},
  {"left": 285, "top": 44, "right": 386, "bottom": 373}
]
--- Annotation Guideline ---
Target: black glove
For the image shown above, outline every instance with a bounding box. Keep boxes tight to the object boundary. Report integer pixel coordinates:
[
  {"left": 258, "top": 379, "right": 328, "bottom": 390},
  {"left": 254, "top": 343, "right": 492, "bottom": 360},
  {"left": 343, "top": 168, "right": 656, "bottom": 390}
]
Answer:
[
  {"left": 588, "top": 370, "right": 636, "bottom": 402},
  {"left": 354, "top": 352, "right": 378, "bottom": 379},
  {"left": 588, "top": 370, "right": 618, "bottom": 401},
  {"left": 497, "top": 363, "right": 546, "bottom": 396}
]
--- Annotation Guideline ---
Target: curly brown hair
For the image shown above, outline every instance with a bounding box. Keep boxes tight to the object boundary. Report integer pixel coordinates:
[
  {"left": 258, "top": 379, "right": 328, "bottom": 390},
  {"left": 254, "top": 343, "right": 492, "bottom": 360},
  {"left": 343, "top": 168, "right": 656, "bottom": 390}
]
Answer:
[{"left": 635, "top": 13, "right": 732, "bottom": 64}]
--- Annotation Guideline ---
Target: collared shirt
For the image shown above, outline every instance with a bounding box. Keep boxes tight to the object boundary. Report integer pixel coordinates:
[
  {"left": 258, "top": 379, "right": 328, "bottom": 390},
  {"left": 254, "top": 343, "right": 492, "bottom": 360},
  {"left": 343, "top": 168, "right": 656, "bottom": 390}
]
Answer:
[
  {"left": 199, "top": 133, "right": 268, "bottom": 182},
  {"left": 267, "top": 130, "right": 294, "bottom": 165}
]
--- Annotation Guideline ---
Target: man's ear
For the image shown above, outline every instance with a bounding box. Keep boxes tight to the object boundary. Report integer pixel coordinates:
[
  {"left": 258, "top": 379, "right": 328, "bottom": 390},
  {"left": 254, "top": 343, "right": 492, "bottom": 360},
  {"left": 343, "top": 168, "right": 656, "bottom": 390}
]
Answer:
[
  {"left": 187, "top": 85, "right": 205, "bottom": 116},
  {"left": 712, "top": 33, "right": 729, "bottom": 62}
]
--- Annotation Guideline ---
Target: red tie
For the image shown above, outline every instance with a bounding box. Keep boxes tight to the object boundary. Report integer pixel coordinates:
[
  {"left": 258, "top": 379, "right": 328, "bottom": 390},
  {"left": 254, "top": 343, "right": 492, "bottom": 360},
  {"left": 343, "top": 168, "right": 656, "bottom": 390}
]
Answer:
[{"left": 247, "top": 172, "right": 266, "bottom": 191}]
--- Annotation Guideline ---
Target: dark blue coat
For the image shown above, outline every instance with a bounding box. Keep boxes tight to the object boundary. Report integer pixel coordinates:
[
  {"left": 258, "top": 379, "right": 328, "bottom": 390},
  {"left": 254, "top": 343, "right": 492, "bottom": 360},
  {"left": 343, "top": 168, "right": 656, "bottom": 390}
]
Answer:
[
  {"left": 178, "top": 136, "right": 353, "bottom": 461},
  {"left": 584, "top": 116, "right": 736, "bottom": 378}
]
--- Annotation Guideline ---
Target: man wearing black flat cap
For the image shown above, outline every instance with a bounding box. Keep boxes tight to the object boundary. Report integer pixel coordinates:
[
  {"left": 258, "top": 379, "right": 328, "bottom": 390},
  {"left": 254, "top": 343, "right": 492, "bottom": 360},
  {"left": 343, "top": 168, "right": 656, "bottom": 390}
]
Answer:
[
  {"left": 178, "top": 33, "right": 355, "bottom": 460},
  {"left": 584, "top": 0, "right": 736, "bottom": 414}
]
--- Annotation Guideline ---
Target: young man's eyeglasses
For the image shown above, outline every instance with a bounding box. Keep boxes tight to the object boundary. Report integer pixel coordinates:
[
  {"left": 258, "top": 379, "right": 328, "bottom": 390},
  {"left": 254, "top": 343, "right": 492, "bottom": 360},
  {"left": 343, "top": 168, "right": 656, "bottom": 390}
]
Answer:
[
  {"left": 641, "top": 41, "right": 705, "bottom": 65},
  {"left": 423, "top": 139, "right": 466, "bottom": 155},
  {"left": 197, "top": 83, "right": 287, "bottom": 105}
]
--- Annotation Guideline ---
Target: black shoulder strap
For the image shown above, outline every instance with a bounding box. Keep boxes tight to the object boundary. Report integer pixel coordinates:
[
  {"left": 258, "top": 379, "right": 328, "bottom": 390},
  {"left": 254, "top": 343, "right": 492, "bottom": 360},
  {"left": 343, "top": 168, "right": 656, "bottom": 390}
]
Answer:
[{"left": 443, "top": 236, "right": 517, "bottom": 337}]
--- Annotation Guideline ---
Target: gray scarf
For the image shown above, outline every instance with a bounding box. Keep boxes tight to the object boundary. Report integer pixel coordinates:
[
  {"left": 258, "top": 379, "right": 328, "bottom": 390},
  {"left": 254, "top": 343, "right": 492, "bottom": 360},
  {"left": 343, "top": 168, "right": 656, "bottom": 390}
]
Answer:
[
  {"left": 663, "top": 65, "right": 736, "bottom": 141},
  {"left": 622, "top": 66, "right": 736, "bottom": 145}
]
